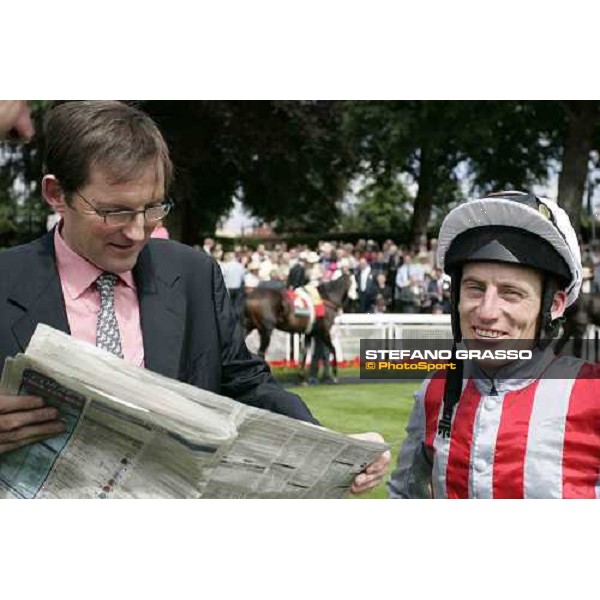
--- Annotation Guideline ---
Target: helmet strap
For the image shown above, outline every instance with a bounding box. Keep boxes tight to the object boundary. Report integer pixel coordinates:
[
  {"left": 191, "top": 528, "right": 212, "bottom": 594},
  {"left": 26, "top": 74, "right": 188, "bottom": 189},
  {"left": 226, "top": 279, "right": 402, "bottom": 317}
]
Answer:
[
  {"left": 439, "top": 268, "right": 464, "bottom": 438},
  {"left": 438, "top": 347, "right": 463, "bottom": 438},
  {"left": 537, "top": 274, "right": 563, "bottom": 350},
  {"left": 449, "top": 267, "right": 463, "bottom": 343}
]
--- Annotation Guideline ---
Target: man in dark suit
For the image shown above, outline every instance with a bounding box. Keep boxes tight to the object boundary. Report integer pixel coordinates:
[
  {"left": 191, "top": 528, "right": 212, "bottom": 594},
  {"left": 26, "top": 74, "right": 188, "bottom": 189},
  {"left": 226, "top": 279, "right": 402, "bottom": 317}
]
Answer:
[{"left": 0, "top": 101, "right": 389, "bottom": 493}]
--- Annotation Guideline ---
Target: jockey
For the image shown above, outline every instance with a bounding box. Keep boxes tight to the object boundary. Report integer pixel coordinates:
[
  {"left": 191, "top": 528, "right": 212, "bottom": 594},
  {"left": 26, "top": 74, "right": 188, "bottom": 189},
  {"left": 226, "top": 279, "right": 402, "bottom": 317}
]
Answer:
[
  {"left": 305, "top": 251, "right": 325, "bottom": 318},
  {"left": 388, "top": 191, "right": 600, "bottom": 499}
]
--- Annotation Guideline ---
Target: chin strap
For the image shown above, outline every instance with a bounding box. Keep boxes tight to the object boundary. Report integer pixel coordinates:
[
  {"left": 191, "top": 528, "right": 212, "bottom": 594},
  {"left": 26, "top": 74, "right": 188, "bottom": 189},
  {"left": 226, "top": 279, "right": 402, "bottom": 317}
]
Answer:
[
  {"left": 438, "top": 343, "right": 463, "bottom": 439},
  {"left": 438, "top": 269, "right": 464, "bottom": 438},
  {"left": 538, "top": 274, "right": 564, "bottom": 350}
]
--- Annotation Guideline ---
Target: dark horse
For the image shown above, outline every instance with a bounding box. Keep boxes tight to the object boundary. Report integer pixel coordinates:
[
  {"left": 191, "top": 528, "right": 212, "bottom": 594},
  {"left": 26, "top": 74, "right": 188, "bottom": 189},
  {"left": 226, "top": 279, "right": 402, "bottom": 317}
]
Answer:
[
  {"left": 244, "top": 274, "right": 353, "bottom": 380},
  {"left": 554, "top": 292, "right": 600, "bottom": 359}
]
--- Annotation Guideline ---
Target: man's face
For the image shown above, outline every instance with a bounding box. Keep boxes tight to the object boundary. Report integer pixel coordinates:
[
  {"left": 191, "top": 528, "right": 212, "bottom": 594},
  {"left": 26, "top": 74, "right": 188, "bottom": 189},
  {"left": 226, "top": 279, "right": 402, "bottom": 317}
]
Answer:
[
  {"left": 459, "top": 262, "right": 545, "bottom": 345},
  {"left": 60, "top": 164, "right": 164, "bottom": 273}
]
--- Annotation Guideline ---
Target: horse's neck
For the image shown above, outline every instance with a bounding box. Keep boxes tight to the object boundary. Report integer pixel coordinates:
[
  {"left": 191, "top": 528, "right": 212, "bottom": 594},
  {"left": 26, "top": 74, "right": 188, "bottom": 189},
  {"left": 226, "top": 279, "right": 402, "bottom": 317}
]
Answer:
[{"left": 322, "top": 278, "right": 348, "bottom": 307}]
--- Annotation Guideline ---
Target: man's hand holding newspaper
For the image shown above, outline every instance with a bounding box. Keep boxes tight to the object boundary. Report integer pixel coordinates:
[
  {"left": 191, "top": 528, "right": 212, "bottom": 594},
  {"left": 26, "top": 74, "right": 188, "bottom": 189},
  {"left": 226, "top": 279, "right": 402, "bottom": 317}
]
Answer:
[{"left": 0, "top": 325, "right": 390, "bottom": 499}]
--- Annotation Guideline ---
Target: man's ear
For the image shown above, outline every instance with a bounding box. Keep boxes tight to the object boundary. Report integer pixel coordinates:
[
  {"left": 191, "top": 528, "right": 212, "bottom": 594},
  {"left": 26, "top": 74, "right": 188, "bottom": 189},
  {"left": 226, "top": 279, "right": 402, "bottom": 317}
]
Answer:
[
  {"left": 551, "top": 289, "right": 568, "bottom": 320},
  {"left": 42, "top": 175, "right": 68, "bottom": 216}
]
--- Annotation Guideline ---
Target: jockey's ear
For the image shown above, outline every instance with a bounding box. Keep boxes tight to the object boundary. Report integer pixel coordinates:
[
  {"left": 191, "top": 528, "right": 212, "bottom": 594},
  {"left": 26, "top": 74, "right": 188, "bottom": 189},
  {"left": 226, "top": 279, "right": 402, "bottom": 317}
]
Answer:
[{"left": 550, "top": 289, "right": 567, "bottom": 320}]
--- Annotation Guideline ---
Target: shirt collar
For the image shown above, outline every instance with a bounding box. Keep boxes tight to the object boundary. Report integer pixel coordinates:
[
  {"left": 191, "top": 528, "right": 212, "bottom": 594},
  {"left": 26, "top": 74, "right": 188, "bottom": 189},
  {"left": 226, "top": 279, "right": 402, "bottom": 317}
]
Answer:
[
  {"left": 53, "top": 224, "right": 136, "bottom": 300},
  {"left": 465, "top": 346, "right": 556, "bottom": 394}
]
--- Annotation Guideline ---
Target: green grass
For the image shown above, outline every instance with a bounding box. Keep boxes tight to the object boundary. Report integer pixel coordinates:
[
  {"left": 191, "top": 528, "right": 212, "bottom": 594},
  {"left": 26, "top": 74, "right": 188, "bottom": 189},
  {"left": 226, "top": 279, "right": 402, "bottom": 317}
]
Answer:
[{"left": 289, "top": 382, "right": 419, "bottom": 499}]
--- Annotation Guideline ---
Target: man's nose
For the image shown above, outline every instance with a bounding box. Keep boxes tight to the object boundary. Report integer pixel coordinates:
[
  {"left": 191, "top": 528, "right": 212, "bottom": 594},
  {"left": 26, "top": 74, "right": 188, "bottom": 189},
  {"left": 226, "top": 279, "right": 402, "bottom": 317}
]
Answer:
[
  {"left": 477, "top": 288, "right": 501, "bottom": 321},
  {"left": 122, "top": 213, "right": 147, "bottom": 241}
]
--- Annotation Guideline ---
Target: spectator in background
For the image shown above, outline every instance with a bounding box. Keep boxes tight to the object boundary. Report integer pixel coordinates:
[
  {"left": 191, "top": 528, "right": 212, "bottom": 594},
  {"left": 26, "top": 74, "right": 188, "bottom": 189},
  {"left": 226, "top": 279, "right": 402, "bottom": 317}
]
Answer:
[
  {"left": 202, "top": 237, "right": 215, "bottom": 255},
  {"left": 306, "top": 251, "right": 324, "bottom": 286},
  {"left": 258, "top": 251, "right": 274, "bottom": 282},
  {"left": 581, "top": 264, "right": 594, "bottom": 294},
  {"left": 371, "top": 272, "right": 392, "bottom": 313},
  {"left": 431, "top": 303, "right": 444, "bottom": 315},
  {"left": 395, "top": 252, "right": 425, "bottom": 312},
  {"left": 386, "top": 245, "right": 402, "bottom": 306},
  {"left": 251, "top": 243, "right": 267, "bottom": 265},
  {"left": 428, "top": 237, "right": 439, "bottom": 272},
  {"left": 221, "top": 251, "right": 246, "bottom": 319},
  {"left": 278, "top": 251, "right": 291, "bottom": 283},
  {"left": 356, "top": 256, "right": 374, "bottom": 313},
  {"left": 370, "top": 251, "right": 387, "bottom": 278},
  {"left": 364, "top": 239, "right": 378, "bottom": 264},
  {"left": 415, "top": 233, "right": 428, "bottom": 252},
  {"left": 422, "top": 267, "right": 445, "bottom": 313},
  {"left": 244, "top": 262, "right": 261, "bottom": 293}
]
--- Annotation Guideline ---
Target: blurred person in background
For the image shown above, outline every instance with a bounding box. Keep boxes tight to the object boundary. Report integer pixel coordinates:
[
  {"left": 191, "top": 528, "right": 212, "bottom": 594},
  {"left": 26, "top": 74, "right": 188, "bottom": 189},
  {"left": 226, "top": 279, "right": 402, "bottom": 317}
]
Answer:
[
  {"left": 220, "top": 251, "right": 246, "bottom": 319},
  {"left": 356, "top": 256, "right": 374, "bottom": 313},
  {"left": 395, "top": 252, "right": 425, "bottom": 313}
]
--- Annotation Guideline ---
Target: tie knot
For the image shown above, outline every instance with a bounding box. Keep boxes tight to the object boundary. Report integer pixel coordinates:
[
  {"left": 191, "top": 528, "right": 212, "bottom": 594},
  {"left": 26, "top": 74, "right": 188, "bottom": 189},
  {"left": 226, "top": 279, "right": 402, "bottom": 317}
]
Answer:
[{"left": 96, "top": 273, "right": 118, "bottom": 295}]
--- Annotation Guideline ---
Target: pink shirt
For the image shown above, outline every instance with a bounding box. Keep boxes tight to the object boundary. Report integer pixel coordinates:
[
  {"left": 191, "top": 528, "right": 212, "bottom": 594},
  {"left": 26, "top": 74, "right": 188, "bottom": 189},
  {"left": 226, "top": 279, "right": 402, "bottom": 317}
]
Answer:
[
  {"left": 53, "top": 226, "right": 145, "bottom": 367},
  {"left": 150, "top": 225, "right": 170, "bottom": 239}
]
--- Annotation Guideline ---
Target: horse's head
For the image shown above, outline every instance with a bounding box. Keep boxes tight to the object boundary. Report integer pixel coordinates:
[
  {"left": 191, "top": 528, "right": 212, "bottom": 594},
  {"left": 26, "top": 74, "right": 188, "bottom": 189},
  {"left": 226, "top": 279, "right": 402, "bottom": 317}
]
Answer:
[{"left": 319, "top": 273, "right": 353, "bottom": 308}]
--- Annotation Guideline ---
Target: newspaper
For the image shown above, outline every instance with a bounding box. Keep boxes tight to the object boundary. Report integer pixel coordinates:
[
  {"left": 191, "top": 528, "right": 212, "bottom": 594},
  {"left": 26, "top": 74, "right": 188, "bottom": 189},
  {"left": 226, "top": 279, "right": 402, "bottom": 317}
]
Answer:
[{"left": 0, "top": 325, "right": 387, "bottom": 499}]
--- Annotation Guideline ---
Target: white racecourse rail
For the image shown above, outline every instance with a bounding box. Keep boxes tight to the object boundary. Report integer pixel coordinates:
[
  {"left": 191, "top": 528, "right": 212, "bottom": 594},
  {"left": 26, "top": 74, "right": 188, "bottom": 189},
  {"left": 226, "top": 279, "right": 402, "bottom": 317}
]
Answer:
[
  {"left": 244, "top": 313, "right": 600, "bottom": 364},
  {"left": 244, "top": 313, "right": 452, "bottom": 364}
]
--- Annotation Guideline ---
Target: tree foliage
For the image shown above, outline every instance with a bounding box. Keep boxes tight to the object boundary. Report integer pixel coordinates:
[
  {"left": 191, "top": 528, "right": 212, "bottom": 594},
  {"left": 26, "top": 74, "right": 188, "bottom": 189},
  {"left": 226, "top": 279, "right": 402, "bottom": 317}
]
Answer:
[
  {"left": 344, "top": 100, "right": 592, "bottom": 241},
  {"left": 1, "top": 100, "right": 599, "bottom": 247},
  {"left": 140, "top": 101, "right": 352, "bottom": 242},
  {"left": 341, "top": 177, "right": 413, "bottom": 236}
]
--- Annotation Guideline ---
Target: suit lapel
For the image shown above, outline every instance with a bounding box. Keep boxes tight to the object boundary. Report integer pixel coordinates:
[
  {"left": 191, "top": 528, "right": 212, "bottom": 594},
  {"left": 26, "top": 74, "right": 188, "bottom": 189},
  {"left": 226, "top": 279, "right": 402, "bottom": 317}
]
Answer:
[
  {"left": 134, "top": 244, "right": 186, "bottom": 379},
  {"left": 8, "top": 235, "right": 186, "bottom": 377},
  {"left": 8, "top": 232, "right": 70, "bottom": 352}
]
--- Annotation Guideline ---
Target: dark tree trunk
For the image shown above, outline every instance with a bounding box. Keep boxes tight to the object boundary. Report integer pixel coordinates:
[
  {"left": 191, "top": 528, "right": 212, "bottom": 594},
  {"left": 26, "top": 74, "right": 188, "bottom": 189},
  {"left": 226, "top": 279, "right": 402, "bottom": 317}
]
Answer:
[
  {"left": 557, "top": 101, "right": 600, "bottom": 236},
  {"left": 410, "top": 146, "right": 435, "bottom": 244}
]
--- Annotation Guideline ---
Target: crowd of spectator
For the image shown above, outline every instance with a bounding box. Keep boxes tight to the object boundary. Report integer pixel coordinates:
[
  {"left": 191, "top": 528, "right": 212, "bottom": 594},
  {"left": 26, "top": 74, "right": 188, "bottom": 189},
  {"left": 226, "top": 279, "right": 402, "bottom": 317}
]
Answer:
[
  {"left": 581, "top": 242, "right": 600, "bottom": 294},
  {"left": 200, "top": 235, "right": 452, "bottom": 316}
]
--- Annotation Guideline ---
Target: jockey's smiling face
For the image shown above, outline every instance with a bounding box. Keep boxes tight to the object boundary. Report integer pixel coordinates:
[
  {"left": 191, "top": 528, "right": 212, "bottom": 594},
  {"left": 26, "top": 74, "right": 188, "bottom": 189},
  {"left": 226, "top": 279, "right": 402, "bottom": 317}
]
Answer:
[{"left": 458, "top": 262, "right": 567, "bottom": 346}]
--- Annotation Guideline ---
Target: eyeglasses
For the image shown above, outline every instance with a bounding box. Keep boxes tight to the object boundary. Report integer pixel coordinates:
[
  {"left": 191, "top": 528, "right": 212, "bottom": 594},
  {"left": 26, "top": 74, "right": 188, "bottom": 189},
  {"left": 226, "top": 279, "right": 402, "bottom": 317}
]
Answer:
[{"left": 74, "top": 191, "right": 173, "bottom": 226}]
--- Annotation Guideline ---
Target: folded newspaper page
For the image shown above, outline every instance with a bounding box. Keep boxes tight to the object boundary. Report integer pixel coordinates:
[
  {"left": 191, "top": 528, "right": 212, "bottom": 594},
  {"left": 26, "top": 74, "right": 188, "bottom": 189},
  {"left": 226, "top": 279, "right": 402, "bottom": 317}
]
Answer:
[{"left": 0, "top": 325, "right": 387, "bottom": 499}]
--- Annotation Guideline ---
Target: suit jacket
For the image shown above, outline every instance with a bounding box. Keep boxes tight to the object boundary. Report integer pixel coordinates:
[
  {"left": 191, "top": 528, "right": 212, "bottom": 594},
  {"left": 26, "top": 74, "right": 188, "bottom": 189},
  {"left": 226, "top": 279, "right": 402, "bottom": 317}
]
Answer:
[{"left": 0, "top": 232, "right": 317, "bottom": 424}]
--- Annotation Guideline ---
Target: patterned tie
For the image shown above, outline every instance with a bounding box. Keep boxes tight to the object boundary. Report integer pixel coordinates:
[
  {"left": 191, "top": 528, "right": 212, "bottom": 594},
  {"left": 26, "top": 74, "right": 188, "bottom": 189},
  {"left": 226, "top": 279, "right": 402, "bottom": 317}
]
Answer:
[{"left": 95, "top": 273, "right": 124, "bottom": 358}]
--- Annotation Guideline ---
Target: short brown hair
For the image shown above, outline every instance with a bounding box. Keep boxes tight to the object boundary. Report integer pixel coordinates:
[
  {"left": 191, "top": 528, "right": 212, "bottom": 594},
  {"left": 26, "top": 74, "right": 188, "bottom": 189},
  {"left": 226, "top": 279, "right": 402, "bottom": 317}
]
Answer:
[{"left": 43, "top": 101, "right": 173, "bottom": 199}]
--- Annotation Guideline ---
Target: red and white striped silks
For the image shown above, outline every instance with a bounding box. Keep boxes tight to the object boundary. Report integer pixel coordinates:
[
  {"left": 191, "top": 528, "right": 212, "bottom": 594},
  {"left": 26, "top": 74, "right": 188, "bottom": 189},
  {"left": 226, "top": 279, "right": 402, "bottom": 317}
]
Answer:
[{"left": 390, "top": 356, "right": 600, "bottom": 499}]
